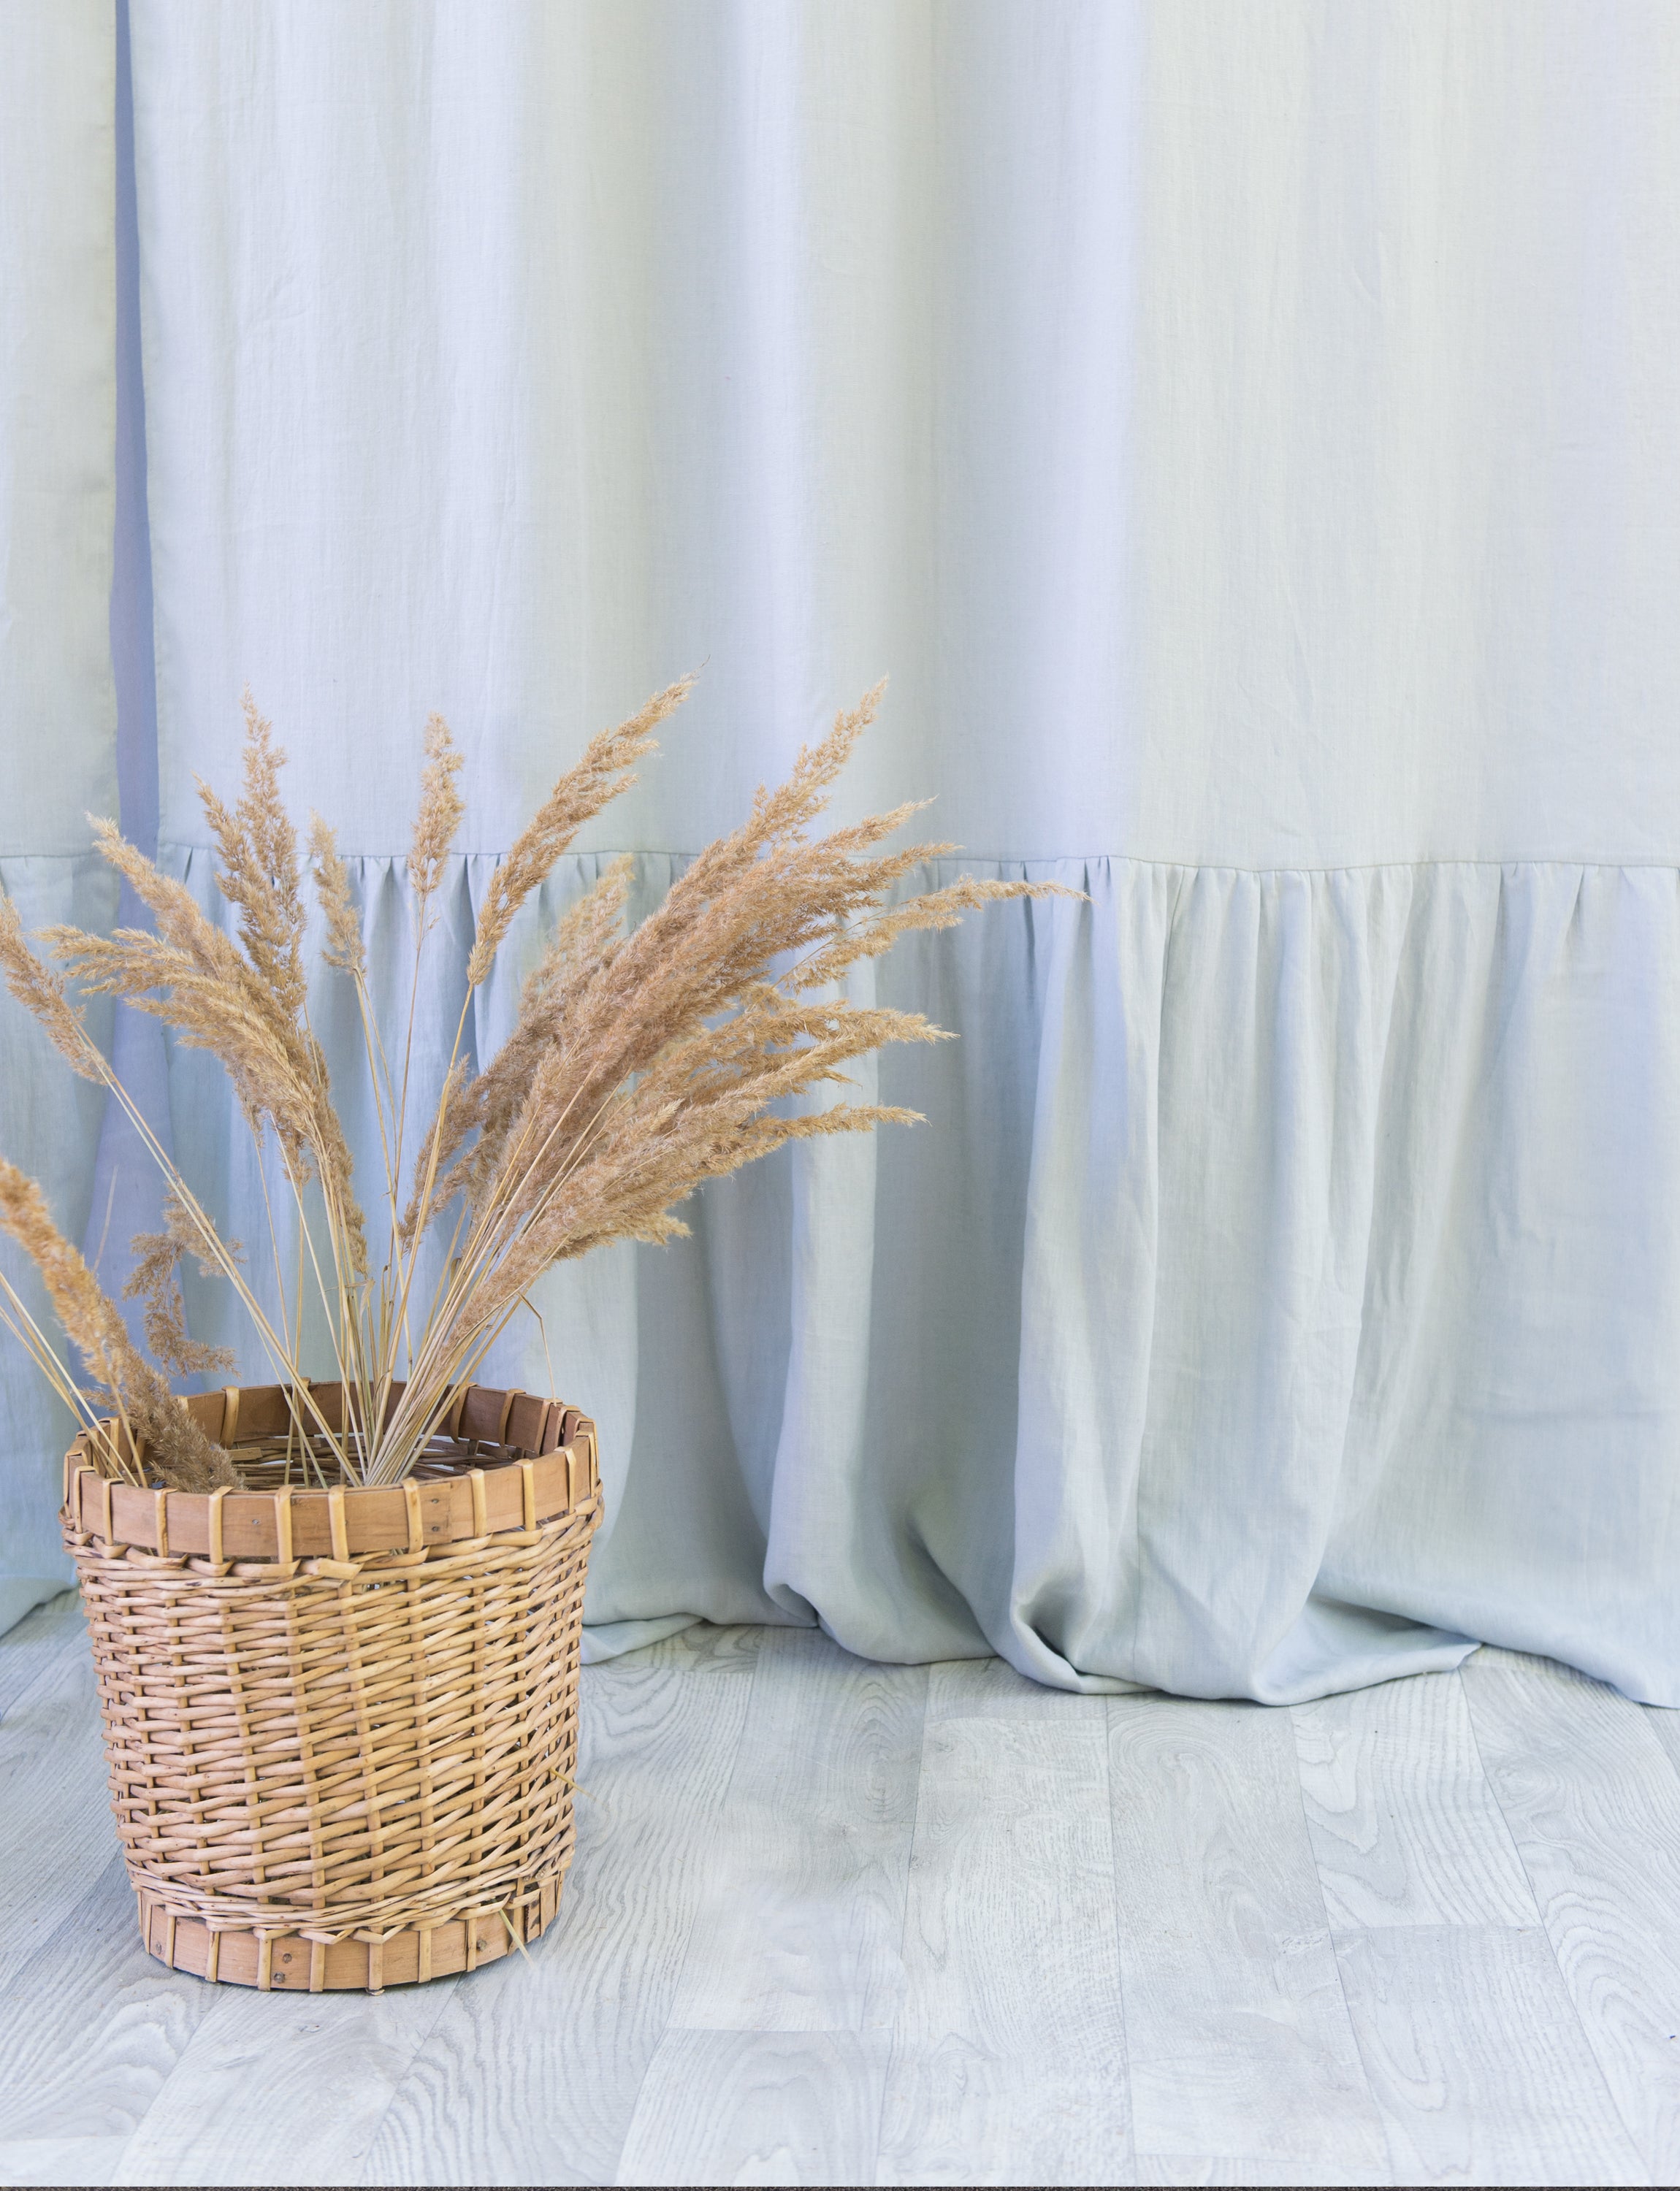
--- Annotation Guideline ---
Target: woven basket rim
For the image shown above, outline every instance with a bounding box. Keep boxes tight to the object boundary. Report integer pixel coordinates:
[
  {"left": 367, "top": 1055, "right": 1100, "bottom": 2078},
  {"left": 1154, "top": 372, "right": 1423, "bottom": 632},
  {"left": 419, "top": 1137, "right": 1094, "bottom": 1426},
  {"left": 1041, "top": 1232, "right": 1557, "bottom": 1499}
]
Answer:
[{"left": 63, "top": 1377, "right": 599, "bottom": 1561}]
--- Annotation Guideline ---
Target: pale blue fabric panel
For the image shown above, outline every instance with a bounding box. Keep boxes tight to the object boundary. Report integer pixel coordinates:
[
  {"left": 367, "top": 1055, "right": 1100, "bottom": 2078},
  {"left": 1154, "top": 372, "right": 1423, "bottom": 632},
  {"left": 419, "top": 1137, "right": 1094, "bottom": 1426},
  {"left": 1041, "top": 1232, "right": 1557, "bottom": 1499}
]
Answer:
[
  {"left": 129, "top": 1, "right": 1680, "bottom": 871},
  {"left": 0, "top": 3, "right": 119, "bottom": 1614},
  {"left": 0, "top": 9, "right": 119, "bottom": 860},
  {"left": 126, "top": 3, "right": 1680, "bottom": 1698}
]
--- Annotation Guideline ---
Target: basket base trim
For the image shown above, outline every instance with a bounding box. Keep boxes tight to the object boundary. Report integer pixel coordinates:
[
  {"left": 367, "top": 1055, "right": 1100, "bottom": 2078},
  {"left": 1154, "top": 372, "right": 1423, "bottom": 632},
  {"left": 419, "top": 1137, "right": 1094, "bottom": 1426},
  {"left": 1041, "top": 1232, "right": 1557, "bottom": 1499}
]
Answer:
[{"left": 139, "top": 1880, "right": 566, "bottom": 1992}]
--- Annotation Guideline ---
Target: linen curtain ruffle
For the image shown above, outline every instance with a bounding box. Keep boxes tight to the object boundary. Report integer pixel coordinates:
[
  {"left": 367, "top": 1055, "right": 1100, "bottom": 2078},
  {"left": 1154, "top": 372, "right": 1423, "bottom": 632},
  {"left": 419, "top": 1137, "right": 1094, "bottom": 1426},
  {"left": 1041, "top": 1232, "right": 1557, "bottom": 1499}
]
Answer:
[{"left": 159, "top": 847, "right": 1680, "bottom": 1702}]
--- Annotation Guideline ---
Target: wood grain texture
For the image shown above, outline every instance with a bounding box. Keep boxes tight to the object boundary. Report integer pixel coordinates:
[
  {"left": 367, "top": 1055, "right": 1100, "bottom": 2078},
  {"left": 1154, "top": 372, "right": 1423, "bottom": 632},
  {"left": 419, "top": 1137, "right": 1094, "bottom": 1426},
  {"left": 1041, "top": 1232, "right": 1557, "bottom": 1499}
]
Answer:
[
  {"left": 0, "top": 1616, "right": 121, "bottom": 1983},
  {"left": 8, "top": 1624, "right": 1680, "bottom": 2187},
  {"left": 359, "top": 1623, "right": 765, "bottom": 2187},
  {"left": 1135, "top": 2157, "right": 1386, "bottom": 2187},
  {"left": 1109, "top": 1695, "right": 1388, "bottom": 2175},
  {"left": 1462, "top": 1648, "right": 1680, "bottom": 2179},
  {"left": 877, "top": 1713, "right": 1131, "bottom": 2187},
  {"left": 1335, "top": 1924, "right": 1646, "bottom": 2187},
  {"left": 111, "top": 1979, "right": 460, "bottom": 2187},
  {"left": 668, "top": 1624, "right": 927, "bottom": 2033},
  {"left": 0, "top": 2135, "right": 131, "bottom": 2187},
  {"left": 1641, "top": 1700, "right": 1680, "bottom": 1783},
  {"left": 0, "top": 1591, "right": 81, "bottom": 1718},
  {"left": 614, "top": 2027, "right": 890, "bottom": 2189},
  {"left": 0, "top": 1856, "right": 214, "bottom": 2145},
  {"left": 1292, "top": 1672, "right": 1536, "bottom": 1928}
]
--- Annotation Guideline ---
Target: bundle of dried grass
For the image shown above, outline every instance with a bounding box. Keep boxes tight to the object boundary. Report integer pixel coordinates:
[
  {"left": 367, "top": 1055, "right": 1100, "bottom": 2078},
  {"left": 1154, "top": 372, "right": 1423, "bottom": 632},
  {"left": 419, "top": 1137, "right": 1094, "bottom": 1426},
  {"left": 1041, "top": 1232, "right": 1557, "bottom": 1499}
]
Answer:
[{"left": 0, "top": 678, "right": 1061, "bottom": 1489}]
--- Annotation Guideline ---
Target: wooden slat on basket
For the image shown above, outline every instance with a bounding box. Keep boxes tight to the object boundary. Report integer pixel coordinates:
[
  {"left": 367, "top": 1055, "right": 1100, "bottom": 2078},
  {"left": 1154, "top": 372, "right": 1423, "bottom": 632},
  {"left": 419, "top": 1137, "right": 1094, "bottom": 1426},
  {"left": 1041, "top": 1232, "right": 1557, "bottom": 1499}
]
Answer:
[{"left": 65, "top": 1380, "right": 600, "bottom": 1558}]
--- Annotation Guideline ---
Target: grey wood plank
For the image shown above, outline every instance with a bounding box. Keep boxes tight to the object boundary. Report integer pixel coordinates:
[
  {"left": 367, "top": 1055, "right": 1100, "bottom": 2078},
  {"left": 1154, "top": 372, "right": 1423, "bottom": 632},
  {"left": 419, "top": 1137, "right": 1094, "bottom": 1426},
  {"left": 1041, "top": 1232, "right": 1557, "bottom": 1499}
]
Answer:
[
  {"left": 0, "top": 1854, "right": 217, "bottom": 2145},
  {"left": 1136, "top": 2158, "right": 1384, "bottom": 2187},
  {"left": 0, "top": 1613, "right": 121, "bottom": 1983},
  {"left": 0, "top": 2135, "right": 131, "bottom": 2187},
  {"left": 1109, "top": 1694, "right": 1389, "bottom": 2177},
  {"left": 924, "top": 1653, "right": 1110, "bottom": 1726},
  {"left": 1292, "top": 1672, "right": 1536, "bottom": 1929},
  {"left": 358, "top": 1622, "right": 765, "bottom": 2188},
  {"left": 614, "top": 2027, "right": 890, "bottom": 2189},
  {"left": 16, "top": 1613, "right": 1680, "bottom": 2189},
  {"left": 112, "top": 1978, "right": 460, "bottom": 2187},
  {"left": 1641, "top": 1700, "right": 1680, "bottom": 1783},
  {"left": 1463, "top": 1648, "right": 1680, "bottom": 2179},
  {"left": 878, "top": 1714, "right": 1131, "bottom": 2187},
  {"left": 0, "top": 1590, "right": 82, "bottom": 1718},
  {"left": 1335, "top": 1924, "right": 1646, "bottom": 2187},
  {"left": 668, "top": 1624, "right": 927, "bottom": 2033}
]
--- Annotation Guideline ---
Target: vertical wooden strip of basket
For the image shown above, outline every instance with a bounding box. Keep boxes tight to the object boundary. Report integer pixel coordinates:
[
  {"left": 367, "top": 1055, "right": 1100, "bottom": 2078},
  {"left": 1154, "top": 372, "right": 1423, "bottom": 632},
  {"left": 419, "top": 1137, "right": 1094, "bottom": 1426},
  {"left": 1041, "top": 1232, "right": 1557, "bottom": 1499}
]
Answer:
[{"left": 403, "top": 1507, "right": 438, "bottom": 1916}]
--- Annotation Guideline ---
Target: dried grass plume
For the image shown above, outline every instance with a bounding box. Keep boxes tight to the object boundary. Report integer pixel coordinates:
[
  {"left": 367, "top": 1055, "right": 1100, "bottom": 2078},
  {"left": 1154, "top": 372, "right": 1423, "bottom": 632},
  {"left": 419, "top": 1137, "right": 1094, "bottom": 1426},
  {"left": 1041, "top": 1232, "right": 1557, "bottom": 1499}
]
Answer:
[{"left": 0, "top": 675, "right": 1069, "bottom": 1491}]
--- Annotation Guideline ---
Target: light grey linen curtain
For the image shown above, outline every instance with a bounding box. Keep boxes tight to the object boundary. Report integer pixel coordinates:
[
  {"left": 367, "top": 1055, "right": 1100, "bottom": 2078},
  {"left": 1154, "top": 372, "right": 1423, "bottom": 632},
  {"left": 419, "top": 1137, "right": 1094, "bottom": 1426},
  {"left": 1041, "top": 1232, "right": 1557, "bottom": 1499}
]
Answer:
[
  {"left": 0, "top": 1, "right": 119, "bottom": 1628},
  {"left": 90, "top": 1, "right": 1680, "bottom": 1699}
]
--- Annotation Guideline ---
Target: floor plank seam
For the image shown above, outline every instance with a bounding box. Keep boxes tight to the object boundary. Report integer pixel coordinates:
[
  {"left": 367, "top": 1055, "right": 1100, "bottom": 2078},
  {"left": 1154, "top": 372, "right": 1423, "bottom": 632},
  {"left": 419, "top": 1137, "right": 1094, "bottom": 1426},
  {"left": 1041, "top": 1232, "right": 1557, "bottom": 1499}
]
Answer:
[
  {"left": 874, "top": 1669, "right": 931, "bottom": 2189},
  {"left": 606, "top": 1634, "right": 774, "bottom": 2188},
  {"left": 1638, "top": 1699, "right": 1680, "bottom": 1800},
  {"left": 343, "top": 1978, "right": 465, "bottom": 2189},
  {"left": 1462, "top": 1653, "right": 1664, "bottom": 2183},
  {"left": 1098, "top": 1692, "right": 1140, "bottom": 2188},
  {"left": 1297, "top": 1674, "right": 1402, "bottom": 2191},
  {"left": 1287, "top": 1691, "right": 1397, "bottom": 2189}
]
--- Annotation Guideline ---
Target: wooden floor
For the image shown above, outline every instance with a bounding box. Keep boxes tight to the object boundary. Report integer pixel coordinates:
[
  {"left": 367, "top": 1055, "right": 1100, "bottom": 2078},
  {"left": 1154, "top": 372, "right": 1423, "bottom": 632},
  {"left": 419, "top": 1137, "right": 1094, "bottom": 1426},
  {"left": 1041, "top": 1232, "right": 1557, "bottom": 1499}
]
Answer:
[{"left": 4, "top": 1600, "right": 1680, "bottom": 2187}]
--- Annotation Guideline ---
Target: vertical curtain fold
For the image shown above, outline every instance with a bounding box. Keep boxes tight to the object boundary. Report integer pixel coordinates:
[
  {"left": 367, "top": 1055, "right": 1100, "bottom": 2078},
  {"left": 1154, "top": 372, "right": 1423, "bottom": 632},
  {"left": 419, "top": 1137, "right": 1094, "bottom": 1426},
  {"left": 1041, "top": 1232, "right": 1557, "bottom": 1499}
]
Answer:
[{"left": 0, "top": 1, "right": 119, "bottom": 1624}]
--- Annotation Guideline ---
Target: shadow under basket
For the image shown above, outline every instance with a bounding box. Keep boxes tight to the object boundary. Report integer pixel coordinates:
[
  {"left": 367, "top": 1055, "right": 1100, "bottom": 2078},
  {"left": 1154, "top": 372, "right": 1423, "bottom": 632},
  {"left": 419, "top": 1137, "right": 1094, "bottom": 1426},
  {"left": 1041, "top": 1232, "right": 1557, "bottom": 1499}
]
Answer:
[{"left": 60, "top": 1379, "right": 601, "bottom": 1994}]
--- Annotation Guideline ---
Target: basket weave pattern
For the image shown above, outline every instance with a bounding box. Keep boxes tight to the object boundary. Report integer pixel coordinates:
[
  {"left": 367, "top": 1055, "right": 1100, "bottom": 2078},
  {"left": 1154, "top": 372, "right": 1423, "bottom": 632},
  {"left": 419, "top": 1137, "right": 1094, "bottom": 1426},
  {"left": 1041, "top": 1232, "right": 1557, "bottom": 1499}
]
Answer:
[{"left": 61, "top": 1380, "right": 600, "bottom": 1993}]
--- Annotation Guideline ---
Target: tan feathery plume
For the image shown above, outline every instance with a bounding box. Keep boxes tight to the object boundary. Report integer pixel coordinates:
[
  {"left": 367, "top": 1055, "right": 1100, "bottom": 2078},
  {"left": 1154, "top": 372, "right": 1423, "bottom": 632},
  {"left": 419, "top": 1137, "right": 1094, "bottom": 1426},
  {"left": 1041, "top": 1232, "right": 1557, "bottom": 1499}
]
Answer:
[
  {"left": 409, "top": 714, "right": 465, "bottom": 908},
  {"left": 405, "top": 682, "right": 896, "bottom": 1245},
  {"left": 45, "top": 898, "right": 321, "bottom": 1196},
  {"left": 429, "top": 682, "right": 1029, "bottom": 1242},
  {"left": 381, "top": 681, "right": 1078, "bottom": 1476},
  {"left": 125, "top": 1191, "right": 240, "bottom": 1380},
  {"left": 309, "top": 816, "right": 365, "bottom": 978},
  {"left": 63, "top": 791, "right": 369, "bottom": 1279},
  {"left": 215, "top": 706, "right": 368, "bottom": 1279},
  {"left": 0, "top": 1160, "right": 235, "bottom": 1491},
  {"left": 197, "top": 692, "right": 308, "bottom": 1017},
  {"left": 0, "top": 673, "right": 1070, "bottom": 1491},
  {"left": 411, "top": 855, "right": 636, "bottom": 1231},
  {"left": 193, "top": 709, "right": 368, "bottom": 1274},
  {"left": 0, "top": 898, "right": 107, "bottom": 1082},
  {"left": 465, "top": 676, "right": 693, "bottom": 987}
]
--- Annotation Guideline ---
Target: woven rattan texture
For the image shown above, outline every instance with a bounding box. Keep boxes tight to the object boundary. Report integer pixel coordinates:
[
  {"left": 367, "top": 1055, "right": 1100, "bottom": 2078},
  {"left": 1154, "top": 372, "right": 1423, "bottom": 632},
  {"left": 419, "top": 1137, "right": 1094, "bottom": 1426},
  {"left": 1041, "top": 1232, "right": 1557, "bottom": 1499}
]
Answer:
[{"left": 61, "top": 1397, "right": 600, "bottom": 1994}]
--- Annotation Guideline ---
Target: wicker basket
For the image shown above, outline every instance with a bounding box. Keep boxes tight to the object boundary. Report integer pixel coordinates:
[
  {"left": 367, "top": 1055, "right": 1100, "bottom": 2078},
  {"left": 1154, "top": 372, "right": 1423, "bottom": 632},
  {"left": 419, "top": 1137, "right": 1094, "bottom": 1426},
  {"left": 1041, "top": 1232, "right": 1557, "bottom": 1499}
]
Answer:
[{"left": 60, "top": 1377, "right": 601, "bottom": 1994}]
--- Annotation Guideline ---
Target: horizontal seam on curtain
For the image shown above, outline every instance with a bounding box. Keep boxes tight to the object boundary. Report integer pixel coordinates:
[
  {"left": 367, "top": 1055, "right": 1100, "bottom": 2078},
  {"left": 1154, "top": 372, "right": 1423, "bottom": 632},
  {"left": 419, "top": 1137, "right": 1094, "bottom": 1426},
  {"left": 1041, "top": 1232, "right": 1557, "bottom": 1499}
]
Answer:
[{"left": 156, "top": 840, "right": 1680, "bottom": 879}]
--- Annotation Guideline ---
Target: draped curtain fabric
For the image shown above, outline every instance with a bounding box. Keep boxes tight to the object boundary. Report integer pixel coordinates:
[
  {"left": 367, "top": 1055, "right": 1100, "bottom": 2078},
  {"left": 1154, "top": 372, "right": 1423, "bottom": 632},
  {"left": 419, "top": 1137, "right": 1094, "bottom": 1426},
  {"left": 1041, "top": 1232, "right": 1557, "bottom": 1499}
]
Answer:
[
  {"left": 106, "top": 1, "right": 1680, "bottom": 1699},
  {"left": 0, "top": 1, "right": 118, "bottom": 1627}
]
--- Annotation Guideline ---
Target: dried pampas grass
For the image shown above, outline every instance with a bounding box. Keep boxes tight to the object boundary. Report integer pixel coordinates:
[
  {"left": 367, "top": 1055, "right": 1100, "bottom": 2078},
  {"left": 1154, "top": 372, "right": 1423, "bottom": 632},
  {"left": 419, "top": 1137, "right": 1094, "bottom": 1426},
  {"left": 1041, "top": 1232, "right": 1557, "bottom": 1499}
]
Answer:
[
  {"left": 0, "top": 1163, "right": 234, "bottom": 1491},
  {"left": 0, "top": 676, "right": 1064, "bottom": 1490}
]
